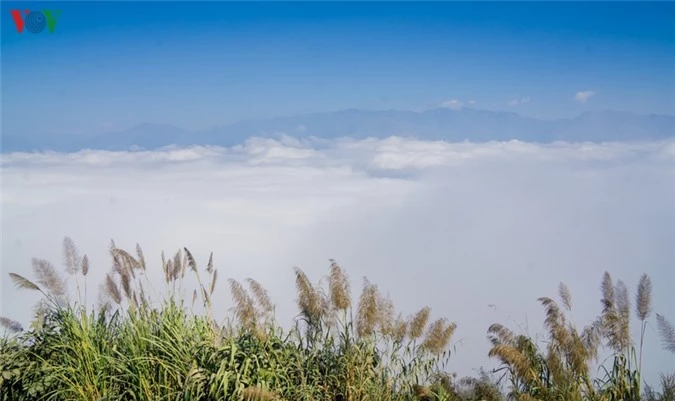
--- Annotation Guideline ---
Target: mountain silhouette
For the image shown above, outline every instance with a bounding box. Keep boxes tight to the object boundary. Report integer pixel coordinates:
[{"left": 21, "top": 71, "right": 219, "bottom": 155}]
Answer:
[{"left": 3, "top": 108, "right": 674, "bottom": 153}]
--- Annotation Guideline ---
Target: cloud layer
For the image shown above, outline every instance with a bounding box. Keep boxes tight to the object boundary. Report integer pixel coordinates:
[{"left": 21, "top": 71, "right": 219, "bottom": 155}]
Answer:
[{"left": 2, "top": 136, "right": 674, "bottom": 382}]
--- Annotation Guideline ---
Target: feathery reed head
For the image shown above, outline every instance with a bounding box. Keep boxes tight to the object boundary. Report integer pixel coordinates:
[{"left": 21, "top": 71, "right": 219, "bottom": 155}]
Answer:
[
  {"left": 614, "top": 279, "right": 631, "bottom": 351},
  {"left": 0, "top": 317, "right": 23, "bottom": 334},
  {"left": 206, "top": 252, "right": 214, "bottom": 273},
  {"left": 135, "top": 244, "right": 146, "bottom": 271},
  {"left": 294, "top": 267, "right": 325, "bottom": 325},
  {"left": 487, "top": 323, "right": 515, "bottom": 347},
  {"left": 120, "top": 269, "right": 132, "bottom": 301},
  {"left": 328, "top": 259, "right": 351, "bottom": 311},
  {"left": 246, "top": 278, "right": 274, "bottom": 316},
  {"left": 409, "top": 306, "right": 431, "bottom": 340},
  {"left": 580, "top": 320, "right": 602, "bottom": 361},
  {"left": 62, "top": 236, "right": 80, "bottom": 275},
  {"left": 656, "top": 313, "right": 675, "bottom": 354},
  {"left": 600, "top": 271, "right": 615, "bottom": 315},
  {"left": 229, "top": 279, "right": 257, "bottom": 330},
  {"left": 487, "top": 342, "right": 533, "bottom": 382},
  {"left": 538, "top": 296, "right": 570, "bottom": 350},
  {"left": 356, "top": 278, "right": 380, "bottom": 338},
  {"left": 377, "top": 295, "right": 395, "bottom": 337},
  {"left": 104, "top": 273, "right": 122, "bottom": 304},
  {"left": 9, "top": 272, "right": 41, "bottom": 292},
  {"left": 422, "top": 318, "right": 457, "bottom": 355},
  {"left": 635, "top": 273, "right": 652, "bottom": 322},
  {"left": 599, "top": 271, "right": 631, "bottom": 352},
  {"left": 184, "top": 247, "right": 197, "bottom": 273},
  {"left": 209, "top": 269, "right": 218, "bottom": 296},
  {"left": 558, "top": 282, "right": 572, "bottom": 311},
  {"left": 173, "top": 250, "right": 183, "bottom": 280},
  {"left": 81, "top": 255, "right": 90, "bottom": 277},
  {"left": 32, "top": 258, "right": 67, "bottom": 300},
  {"left": 391, "top": 314, "right": 409, "bottom": 342}
]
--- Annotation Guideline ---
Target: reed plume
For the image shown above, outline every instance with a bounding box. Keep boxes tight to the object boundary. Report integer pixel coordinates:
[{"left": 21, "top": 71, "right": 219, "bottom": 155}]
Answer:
[
  {"left": 246, "top": 278, "right": 274, "bottom": 315},
  {"left": 81, "top": 255, "right": 90, "bottom": 277},
  {"left": 173, "top": 250, "right": 183, "bottom": 280},
  {"left": 486, "top": 330, "right": 535, "bottom": 385},
  {"left": 409, "top": 306, "right": 431, "bottom": 340},
  {"left": 329, "top": 259, "right": 351, "bottom": 311},
  {"left": 9, "top": 272, "right": 41, "bottom": 292},
  {"left": 294, "top": 267, "right": 325, "bottom": 327},
  {"left": 356, "top": 278, "right": 380, "bottom": 338},
  {"left": 538, "top": 296, "right": 570, "bottom": 352},
  {"left": 209, "top": 269, "right": 218, "bottom": 296},
  {"left": 615, "top": 280, "right": 631, "bottom": 351},
  {"left": 600, "top": 271, "right": 631, "bottom": 353},
  {"left": 635, "top": 273, "right": 652, "bottom": 371},
  {"left": 422, "top": 318, "right": 457, "bottom": 355},
  {"left": 377, "top": 295, "right": 395, "bottom": 337},
  {"left": 161, "top": 251, "right": 170, "bottom": 283},
  {"left": 580, "top": 320, "right": 602, "bottom": 362},
  {"left": 391, "top": 314, "right": 408, "bottom": 343},
  {"left": 32, "top": 258, "right": 67, "bottom": 302},
  {"left": 184, "top": 247, "right": 198, "bottom": 273},
  {"left": 136, "top": 244, "right": 146, "bottom": 271},
  {"left": 229, "top": 279, "right": 257, "bottom": 330},
  {"left": 635, "top": 274, "right": 652, "bottom": 321},
  {"left": 488, "top": 323, "right": 515, "bottom": 347},
  {"left": 0, "top": 317, "right": 23, "bottom": 334},
  {"left": 120, "top": 269, "right": 132, "bottom": 301},
  {"left": 656, "top": 313, "right": 675, "bottom": 354},
  {"left": 206, "top": 252, "right": 214, "bottom": 273},
  {"left": 62, "top": 236, "right": 81, "bottom": 275},
  {"left": 104, "top": 273, "right": 122, "bottom": 304},
  {"left": 559, "top": 283, "right": 572, "bottom": 311}
]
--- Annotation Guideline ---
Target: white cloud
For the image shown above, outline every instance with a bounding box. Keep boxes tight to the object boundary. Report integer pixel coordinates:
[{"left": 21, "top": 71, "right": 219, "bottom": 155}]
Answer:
[
  {"left": 1, "top": 136, "right": 673, "bottom": 383},
  {"left": 468, "top": 100, "right": 477, "bottom": 105},
  {"left": 507, "top": 96, "right": 531, "bottom": 106},
  {"left": 575, "top": 90, "right": 596, "bottom": 103},
  {"left": 439, "top": 99, "right": 464, "bottom": 110}
]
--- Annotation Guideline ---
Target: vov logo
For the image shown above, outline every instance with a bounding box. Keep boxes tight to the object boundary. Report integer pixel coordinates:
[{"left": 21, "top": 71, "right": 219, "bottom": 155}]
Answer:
[{"left": 10, "top": 10, "right": 61, "bottom": 34}]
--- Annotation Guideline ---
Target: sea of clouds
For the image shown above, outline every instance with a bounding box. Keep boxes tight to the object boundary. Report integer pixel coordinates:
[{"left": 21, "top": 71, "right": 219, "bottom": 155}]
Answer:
[{"left": 2, "top": 135, "right": 674, "bottom": 382}]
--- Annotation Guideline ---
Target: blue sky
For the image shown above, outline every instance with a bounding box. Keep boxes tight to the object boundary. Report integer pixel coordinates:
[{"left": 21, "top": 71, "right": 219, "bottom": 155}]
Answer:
[{"left": 2, "top": 1, "right": 674, "bottom": 137}]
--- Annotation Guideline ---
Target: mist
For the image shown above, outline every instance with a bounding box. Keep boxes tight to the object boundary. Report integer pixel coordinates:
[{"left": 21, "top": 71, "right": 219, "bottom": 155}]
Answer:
[{"left": 1, "top": 136, "right": 674, "bottom": 383}]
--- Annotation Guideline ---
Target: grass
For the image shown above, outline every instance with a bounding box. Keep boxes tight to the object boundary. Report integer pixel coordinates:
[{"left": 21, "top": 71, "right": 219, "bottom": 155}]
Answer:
[{"left": 0, "top": 237, "right": 673, "bottom": 401}]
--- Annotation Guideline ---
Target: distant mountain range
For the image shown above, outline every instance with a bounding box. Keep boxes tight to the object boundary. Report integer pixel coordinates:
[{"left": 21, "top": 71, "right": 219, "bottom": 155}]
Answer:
[{"left": 3, "top": 108, "right": 675, "bottom": 153}]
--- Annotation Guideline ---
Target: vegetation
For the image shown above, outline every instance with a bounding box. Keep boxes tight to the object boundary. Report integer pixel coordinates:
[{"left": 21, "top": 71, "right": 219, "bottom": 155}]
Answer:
[{"left": 0, "top": 237, "right": 673, "bottom": 401}]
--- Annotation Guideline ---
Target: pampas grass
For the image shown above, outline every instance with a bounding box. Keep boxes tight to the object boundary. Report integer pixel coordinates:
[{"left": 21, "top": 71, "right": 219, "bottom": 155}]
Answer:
[
  {"left": 1, "top": 238, "right": 465, "bottom": 401},
  {"left": 657, "top": 314, "right": 675, "bottom": 355},
  {"left": 0, "top": 237, "right": 673, "bottom": 401},
  {"left": 488, "top": 271, "right": 674, "bottom": 401}
]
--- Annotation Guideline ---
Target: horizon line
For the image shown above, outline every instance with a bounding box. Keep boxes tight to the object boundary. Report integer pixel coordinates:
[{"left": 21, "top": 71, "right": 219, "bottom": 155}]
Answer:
[{"left": 96, "top": 107, "right": 675, "bottom": 135}]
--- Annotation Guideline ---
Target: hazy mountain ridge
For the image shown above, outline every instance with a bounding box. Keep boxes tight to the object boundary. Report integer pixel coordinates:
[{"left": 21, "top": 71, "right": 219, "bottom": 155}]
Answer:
[{"left": 3, "top": 108, "right": 674, "bottom": 153}]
